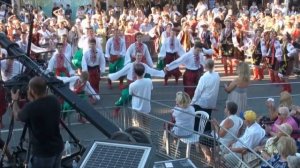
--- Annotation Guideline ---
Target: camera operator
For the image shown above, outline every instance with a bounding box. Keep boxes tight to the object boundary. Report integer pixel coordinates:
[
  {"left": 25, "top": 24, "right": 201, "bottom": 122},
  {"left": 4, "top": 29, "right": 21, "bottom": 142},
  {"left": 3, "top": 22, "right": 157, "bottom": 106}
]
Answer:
[{"left": 11, "top": 76, "right": 63, "bottom": 168}]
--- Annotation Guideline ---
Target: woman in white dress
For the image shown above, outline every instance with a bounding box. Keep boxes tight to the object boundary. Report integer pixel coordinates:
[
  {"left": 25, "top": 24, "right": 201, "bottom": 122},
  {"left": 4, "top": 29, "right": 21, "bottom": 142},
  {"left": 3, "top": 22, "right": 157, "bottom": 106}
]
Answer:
[{"left": 225, "top": 62, "right": 251, "bottom": 116}]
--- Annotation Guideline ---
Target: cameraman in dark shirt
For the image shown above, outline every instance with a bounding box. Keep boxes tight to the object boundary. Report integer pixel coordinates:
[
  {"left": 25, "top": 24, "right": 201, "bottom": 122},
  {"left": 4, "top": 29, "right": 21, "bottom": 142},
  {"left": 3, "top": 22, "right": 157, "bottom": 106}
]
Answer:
[{"left": 11, "top": 76, "right": 63, "bottom": 168}]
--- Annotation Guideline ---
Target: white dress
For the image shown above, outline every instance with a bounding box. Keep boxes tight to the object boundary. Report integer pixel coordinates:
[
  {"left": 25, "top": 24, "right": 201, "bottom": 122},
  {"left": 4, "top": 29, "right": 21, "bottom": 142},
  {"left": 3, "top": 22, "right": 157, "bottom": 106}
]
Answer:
[{"left": 227, "top": 87, "right": 248, "bottom": 115}]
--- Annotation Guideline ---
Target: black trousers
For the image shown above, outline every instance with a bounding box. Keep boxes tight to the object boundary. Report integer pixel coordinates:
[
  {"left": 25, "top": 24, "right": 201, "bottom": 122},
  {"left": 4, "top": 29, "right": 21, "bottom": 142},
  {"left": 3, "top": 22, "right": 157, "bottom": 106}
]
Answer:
[{"left": 193, "top": 105, "right": 212, "bottom": 133}]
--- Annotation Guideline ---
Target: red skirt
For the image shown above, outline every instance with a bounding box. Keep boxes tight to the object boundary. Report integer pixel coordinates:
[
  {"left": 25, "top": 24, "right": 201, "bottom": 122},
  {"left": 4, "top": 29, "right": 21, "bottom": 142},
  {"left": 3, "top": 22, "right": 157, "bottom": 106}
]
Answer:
[{"left": 88, "top": 66, "right": 100, "bottom": 93}]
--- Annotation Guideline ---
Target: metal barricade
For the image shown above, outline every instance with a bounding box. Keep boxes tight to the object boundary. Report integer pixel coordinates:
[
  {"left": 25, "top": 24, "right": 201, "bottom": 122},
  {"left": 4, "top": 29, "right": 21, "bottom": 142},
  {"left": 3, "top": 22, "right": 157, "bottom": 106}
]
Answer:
[{"left": 70, "top": 95, "right": 258, "bottom": 168}]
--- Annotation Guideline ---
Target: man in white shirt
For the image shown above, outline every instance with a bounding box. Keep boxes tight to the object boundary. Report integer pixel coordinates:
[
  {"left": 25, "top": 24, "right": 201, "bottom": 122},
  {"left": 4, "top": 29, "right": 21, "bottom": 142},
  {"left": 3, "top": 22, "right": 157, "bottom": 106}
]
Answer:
[
  {"left": 59, "top": 34, "right": 72, "bottom": 63},
  {"left": 129, "top": 63, "right": 153, "bottom": 114},
  {"left": 161, "top": 23, "right": 173, "bottom": 45},
  {"left": 224, "top": 110, "right": 265, "bottom": 167},
  {"left": 165, "top": 42, "right": 213, "bottom": 98},
  {"left": 125, "top": 32, "right": 153, "bottom": 67},
  {"left": 47, "top": 42, "right": 75, "bottom": 77},
  {"left": 191, "top": 59, "right": 220, "bottom": 132},
  {"left": 158, "top": 28, "right": 185, "bottom": 85},
  {"left": 81, "top": 38, "right": 105, "bottom": 93},
  {"left": 78, "top": 27, "right": 103, "bottom": 52},
  {"left": 129, "top": 63, "right": 153, "bottom": 127},
  {"left": 105, "top": 28, "right": 126, "bottom": 89}
]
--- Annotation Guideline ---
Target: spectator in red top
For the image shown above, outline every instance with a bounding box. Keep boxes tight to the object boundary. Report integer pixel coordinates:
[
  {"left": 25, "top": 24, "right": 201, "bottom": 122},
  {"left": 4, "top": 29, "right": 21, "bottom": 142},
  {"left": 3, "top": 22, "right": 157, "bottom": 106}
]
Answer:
[{"left": 292, "top": 22, "right": 300, "bottom": 42}]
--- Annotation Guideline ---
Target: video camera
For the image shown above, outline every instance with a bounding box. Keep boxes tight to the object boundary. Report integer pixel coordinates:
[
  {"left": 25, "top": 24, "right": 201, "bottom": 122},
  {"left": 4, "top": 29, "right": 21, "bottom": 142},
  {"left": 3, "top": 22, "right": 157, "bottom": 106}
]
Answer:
[{"left": 2, "top": 74, "right": 30, "bottom": 103}]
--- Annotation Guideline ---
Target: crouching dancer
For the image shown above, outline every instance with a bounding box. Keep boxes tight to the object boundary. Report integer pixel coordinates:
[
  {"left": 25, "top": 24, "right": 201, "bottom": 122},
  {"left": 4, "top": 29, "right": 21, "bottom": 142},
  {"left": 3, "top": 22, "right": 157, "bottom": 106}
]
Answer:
[{"left": 108, "top": 52, "right": 165, "bottom": 117}]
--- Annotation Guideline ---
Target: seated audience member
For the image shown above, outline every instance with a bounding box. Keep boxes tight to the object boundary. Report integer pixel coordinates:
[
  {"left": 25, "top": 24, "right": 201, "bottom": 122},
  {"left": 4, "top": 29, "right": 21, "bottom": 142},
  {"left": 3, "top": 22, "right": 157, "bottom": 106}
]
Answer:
[
  {"left": 256, "top": 123, "right": 293, "bottom": 159},
  {"left": 170, "top": 91, "right": 195, "bottom": 137},
  {"left": 266, "top": 107, "right": 298, "bottom": 138},
  {"left": 265, "top": 91, "right": 300, "bottom": 123},
  {"left": 200, "top": 101, "right": 243, "bottom": 164},
  {"left": 224, "top": 110, "right": 265, "bottom": 167},
  {"left": 261, "top": 136, "right": 297, "bottom": 168},
  {"left": 287, "top": 155, "right": 300, "bottom": 168}
]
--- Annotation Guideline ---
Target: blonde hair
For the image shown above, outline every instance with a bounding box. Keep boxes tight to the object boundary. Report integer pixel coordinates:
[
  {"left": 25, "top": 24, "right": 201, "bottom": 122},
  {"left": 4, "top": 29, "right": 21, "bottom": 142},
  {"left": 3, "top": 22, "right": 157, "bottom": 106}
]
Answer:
[
  {"left": 279, "top": 91, "right": 293, "bottom": 109},
  {"left": 278, "top": 106, "right": 290, "bottom": 117},
  {"left": 176, "top": 91, "right": 191, "bottom": 109},
  {"left": 276, "top": 136, "right": 297, "bottom": 157},
  {"left": 237, "top": 62, "right": 250, "bottom": 82}
]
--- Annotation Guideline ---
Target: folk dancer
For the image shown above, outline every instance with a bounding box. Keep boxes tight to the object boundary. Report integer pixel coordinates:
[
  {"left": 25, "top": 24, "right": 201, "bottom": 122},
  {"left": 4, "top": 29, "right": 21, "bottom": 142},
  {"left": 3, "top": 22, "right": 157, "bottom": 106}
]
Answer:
[
  {"left": 149, "top": 19, "right": 164, "bottom": 54},
  {"left": 161, "top": 23, "right": 173, "bottom": 44},
  {"left": 250, "top": 27, "right": 264, "bottom": 80},
  {"left": 197, "top": 22, "right": 212, "bottom": 49},
  {"left": 211, "top": 18, "right": 223, "bottom": 60},
  {"left": 60, "top": 34, "right": 72, "bottom": 63},
  {"left": 109, "top": 53, "right": 165, "bottom": 117},
  {"left": 105, "top": 28, "right": 126, "bottom": 89},
  {"left": 81, "top": 38, "right": 105, "bottom": 93},
  {"left": 57, "top": 71, "right": 100, "bottom": 122},
  {"left": 0, "top": 57, "right": 25, "bottom": 128},
  {"left": 165, "top": 42, "right": 213, "bottom": 98},
  {"left": 177, "top": 22, "right": 194, "bottom": 52},
  {"left": 125, "top": 32, "right": 154, "bottom": 67},
  {"left": 158, "top": 28, "right": 185, "bottom": 85},
  {"left": 261, "top": 30, "right": 282, "bottom": 83},
  {"left": 219, "top": 19, "right": 235, "bottom": 75},
  {"left": 232, "top": 22, "right": 246, "bottom": 63},
  {"left": 78, "top": 27, "right": 103, "bottom": 52},
  {"left": 278, "top": 33, "right": 298, "bottom": 93},
  {"left": 47, "top": 42, "right": 75, "bottom": 77}
]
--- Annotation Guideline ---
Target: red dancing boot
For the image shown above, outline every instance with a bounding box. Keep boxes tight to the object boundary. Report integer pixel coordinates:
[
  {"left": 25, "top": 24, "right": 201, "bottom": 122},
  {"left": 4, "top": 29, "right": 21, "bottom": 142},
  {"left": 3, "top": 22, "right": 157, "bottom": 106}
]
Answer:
[
  {"left": 229, "top": 64, "right": 234, "bottom": 75},
  {"left": 164, "top": 76, "right": 168, "bottom": 86},
  {"left": 224, "top": 64, "right": 228, "bottom": 76},
  {"left": 274, "top": 73, "right": 281, "bottom": 84},
  {"left": 175, "top": 77, "right": 179, "bottom": 85},
  {"left": 119, "top": 78, "right": 124, "bottom": 90},
  {"left": 112, "top": 107, "right": 121, "bottom": 118},
  {"left": 268, "top": 70, "right": 275, "bottom": 83},
  {"left": 252, "top": 67, "right": 259, "bottom": 80},
  {"left": 258, "top": 68, "right": 264, "bottom": 80},
  {"left": 108, "top": 79, "right": 113, "bottom": 89},
  {"left": 119, "top": 83, "right": 124, "bottom": 90}
]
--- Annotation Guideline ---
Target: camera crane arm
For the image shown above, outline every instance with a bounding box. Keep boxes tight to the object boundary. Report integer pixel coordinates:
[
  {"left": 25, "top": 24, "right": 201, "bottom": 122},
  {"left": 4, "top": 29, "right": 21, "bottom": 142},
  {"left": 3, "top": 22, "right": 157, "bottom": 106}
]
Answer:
[{"left": 0, "top": 33, "right": 121, "bottom": 138}]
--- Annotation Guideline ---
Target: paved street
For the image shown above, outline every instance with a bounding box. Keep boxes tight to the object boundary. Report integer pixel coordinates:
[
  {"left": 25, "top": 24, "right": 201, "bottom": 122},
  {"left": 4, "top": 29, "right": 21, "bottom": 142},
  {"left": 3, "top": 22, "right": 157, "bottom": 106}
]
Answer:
[{"left": 1, "top": 60, "right": 300, "bottom": 166}]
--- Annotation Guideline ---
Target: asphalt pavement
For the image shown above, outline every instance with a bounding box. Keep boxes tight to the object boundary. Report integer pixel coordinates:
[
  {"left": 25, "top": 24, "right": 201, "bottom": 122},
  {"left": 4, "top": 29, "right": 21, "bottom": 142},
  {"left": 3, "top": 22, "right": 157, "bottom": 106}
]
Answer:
[{"left": 1, "top": 60, "right": 300, "bottom": 166}]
